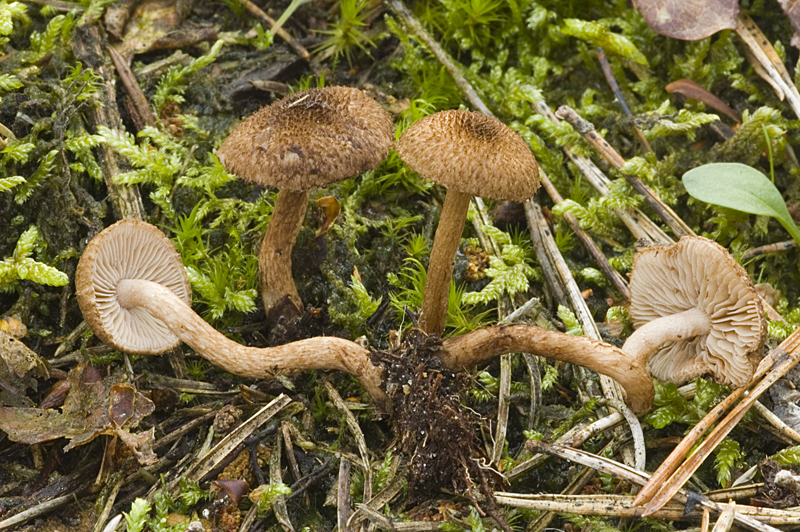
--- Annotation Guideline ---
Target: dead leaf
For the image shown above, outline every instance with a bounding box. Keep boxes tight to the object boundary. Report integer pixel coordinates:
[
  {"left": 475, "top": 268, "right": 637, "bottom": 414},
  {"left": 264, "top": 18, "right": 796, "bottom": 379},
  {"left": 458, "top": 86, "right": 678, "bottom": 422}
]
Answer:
[
  {"left": 0, "top": 328, "right": 46, "bottom": 379},
  {"left": 114, "top": 0, "right": 210, "bottom": 59},
  {"left": 0, "top": 368, "right": 157, "bottom": 464},
  {"left": 665, "top": 79, "right": 742, "bottom": 123},
  {"left": 0, "top": 328, "right": 45, "bottom": 407},
  {"left": 632, "top": 0, "right": 739, "bottom": 40},
  {"left": 0, "top": 315, "right": 27, "bottom": 338},
  {"left": 316, "top": 196, "right": 341, "bottom": 236}
]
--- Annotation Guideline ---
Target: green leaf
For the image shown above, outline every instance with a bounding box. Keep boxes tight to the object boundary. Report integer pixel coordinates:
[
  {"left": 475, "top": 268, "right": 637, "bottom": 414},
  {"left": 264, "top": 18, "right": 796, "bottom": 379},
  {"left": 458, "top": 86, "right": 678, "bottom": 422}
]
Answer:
[
  {"left": 683, "top": 162, "right": 800, "bottom": 246},
  {"left": 0, "top": 175, "right": 24, "bottom": 192},
  {"left": 123, "top": 498, "right": 151, "bottom": 532},
  {"left": 714, "top": 439, "right": 741, "bottom": 487}
]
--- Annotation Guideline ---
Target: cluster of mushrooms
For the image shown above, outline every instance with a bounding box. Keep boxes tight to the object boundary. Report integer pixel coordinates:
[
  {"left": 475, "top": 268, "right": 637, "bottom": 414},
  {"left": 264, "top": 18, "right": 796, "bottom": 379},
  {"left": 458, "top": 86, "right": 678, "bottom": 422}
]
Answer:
[{"left": 76, "top": 86, "right": 767, "bottom": 416}]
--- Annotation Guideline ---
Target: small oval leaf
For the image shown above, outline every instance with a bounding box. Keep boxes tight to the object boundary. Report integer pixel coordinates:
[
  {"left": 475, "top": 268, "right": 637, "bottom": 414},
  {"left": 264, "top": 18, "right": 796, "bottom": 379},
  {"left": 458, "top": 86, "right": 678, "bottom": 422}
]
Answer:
[{"left": 683, "top": 162, "right": 800, "bottom": 245}]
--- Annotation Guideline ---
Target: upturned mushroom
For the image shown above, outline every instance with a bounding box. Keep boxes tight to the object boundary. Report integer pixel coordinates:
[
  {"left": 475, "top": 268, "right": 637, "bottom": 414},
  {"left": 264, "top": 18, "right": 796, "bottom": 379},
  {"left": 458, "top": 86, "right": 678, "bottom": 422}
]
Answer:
[
  {"left": 396, "top": 110, "right": 540, "bottom": 336},
  {"left": 439, "top": 236, "right": 767, "bottom": 412},
  {"left": 216, "top": 86, "right": 394, "bottom": 318},
  {"left": 76, "top": 220, "right": 658, "bottom": 414},
  {"left": 75, "top": 219, "right": 386, "bottom": 404},
  {"left": 623, "top": 236, "right": 766, "bottom": 387}
]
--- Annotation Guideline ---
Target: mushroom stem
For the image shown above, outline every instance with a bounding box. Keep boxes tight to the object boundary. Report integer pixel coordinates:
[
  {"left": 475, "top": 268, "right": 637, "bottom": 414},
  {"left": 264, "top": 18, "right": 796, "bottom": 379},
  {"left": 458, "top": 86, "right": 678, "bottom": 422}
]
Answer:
[
  {"left": 259, "top": 188, "right": 311, "bottom": 316},
  {"left": 116, "top": 278, "right": 385, "bottom": 404},
  {"left": 622, "top": 307, "right": 712, "bottom": 366},
  {"left": 439, "top": 324, "right": 654, "bottom": 414},
  {"left": 420, "top": 189, "right": 472, "bottom": 337}
]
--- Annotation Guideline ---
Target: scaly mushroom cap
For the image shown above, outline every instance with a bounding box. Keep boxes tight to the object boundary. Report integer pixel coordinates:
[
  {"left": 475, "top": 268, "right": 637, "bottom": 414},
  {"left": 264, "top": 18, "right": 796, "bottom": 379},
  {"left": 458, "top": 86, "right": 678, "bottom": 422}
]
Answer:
[
  {"left": 76, "top": 219, "right": 192, "bottom": 355},
  {"left": 628, "top": 236, "right": 766, "bottom": 386},
  {"left": 395, "top": 110, "right": 540, "bottom": 202},
  {"left": 216, "top": 86, "right": 394, "bottom": 190}
]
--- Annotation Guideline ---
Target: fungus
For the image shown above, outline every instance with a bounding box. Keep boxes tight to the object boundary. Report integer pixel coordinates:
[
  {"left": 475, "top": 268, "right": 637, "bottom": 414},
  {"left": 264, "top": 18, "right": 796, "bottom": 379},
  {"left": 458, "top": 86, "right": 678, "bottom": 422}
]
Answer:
[
  {"left": 76, "top": 219, "right": 385, "bottom": 404},
  {"left": 396, "top": 110, "right": 540, "bottom": 336},
  {"left": 438, "top": 237, "right": 767, "bottom": 413},
  {"left": 216, "top": 86, "right": 394, "bottom": 317},
  {"left": 439, "top": 324, "right": 654, "bottom": 414},
  {"left": 623, "top": 236, "right": 766, "bottom": 387},
  {"left": 76, "top": 220, "right": 658, "bottom": 414}
]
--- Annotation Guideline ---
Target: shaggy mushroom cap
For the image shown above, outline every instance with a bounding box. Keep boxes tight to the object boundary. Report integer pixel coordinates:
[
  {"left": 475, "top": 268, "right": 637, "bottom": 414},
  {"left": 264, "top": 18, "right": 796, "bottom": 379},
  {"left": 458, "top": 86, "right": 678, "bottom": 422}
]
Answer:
[
  {"left": 216, "top": 86, "right": 394, "bottom": 190},
  {"left": 76, "top": 219, "right": 191, "bottom": 355},
  {"left": 628, "top": 236, "right": 766, "bottom": 387},
  {"left": 395, "top": 109, "right": 540, "bottom": 201}
]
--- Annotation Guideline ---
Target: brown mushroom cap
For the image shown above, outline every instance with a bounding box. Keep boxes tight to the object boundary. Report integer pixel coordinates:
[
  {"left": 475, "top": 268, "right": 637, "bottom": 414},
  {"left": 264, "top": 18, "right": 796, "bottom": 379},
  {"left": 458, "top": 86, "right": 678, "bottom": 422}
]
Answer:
[
  {"left": 76, "top": 219, "right": 192, "bottom": 355},
  {"left": 628, "top": 236, "right": 766, "bottom": 386},
  {"left": 216, "top": 86, "right": 394, "bottom": 190},
  {"left": 395, "top": 110, "right": 540, "bottom": 202}
]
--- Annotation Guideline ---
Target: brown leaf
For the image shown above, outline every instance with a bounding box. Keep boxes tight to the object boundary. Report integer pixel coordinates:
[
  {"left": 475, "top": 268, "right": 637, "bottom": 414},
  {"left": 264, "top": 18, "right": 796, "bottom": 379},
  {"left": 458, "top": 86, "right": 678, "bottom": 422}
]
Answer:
[
  {"left": 0, "top": 368, "right": 156, "bottom": 464},
  {"left": 115, "top": 427, "right": 158, "bottom": 465},
  {"left": 316, "top": 196, "right": 341, "bottom": 237},
  {"left": 109, "top": 383, "right": 137, "bottom": 428},
  {"left": 0, "top": 328, "right": 45, "bottom": 407},
  {"left": 632, "top": 0, "right": 739, "bottom": 40},
  {"left": 665, "top": 79, "right": 742, "bottom": 123}
]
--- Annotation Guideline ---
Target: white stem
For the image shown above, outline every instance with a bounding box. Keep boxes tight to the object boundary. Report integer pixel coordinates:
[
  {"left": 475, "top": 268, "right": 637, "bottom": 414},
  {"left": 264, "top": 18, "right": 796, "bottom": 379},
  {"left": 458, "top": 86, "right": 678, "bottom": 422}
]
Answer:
[
  {"left": 116, "top": 279, "right": 385, "bottom": 403},
  {"left": 622, "top": 308, "right": 712, "bottom": 367}
]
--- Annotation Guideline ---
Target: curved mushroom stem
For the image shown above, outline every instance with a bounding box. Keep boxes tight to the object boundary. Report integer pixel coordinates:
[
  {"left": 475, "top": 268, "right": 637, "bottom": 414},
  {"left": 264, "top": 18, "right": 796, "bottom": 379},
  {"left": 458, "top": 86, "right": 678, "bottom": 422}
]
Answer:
[
  {"left": 259, "top": 188, "right": 311, "bottom": 318},
  {"left": 116, "top": 279, "right": 385, "bottom": 406},
  {"left": 420, "top": 189, "right": 471, "bottom": 337},
  {"left": 622, "top": 308, "right": 711, "bottom": 367},
  {"left": 439, "top": 324, "right": 654, "bottom": 414}
]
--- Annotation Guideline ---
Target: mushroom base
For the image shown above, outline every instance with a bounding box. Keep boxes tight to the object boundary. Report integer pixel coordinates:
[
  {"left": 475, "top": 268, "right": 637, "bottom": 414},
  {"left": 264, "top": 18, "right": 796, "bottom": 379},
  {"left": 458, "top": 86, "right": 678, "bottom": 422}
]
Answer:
[
  {"left": 371, "top": 329, "right": 497, "bottom": 503},
  {"left": 622, "top": 307, "right": 713, "bottom": 384}
]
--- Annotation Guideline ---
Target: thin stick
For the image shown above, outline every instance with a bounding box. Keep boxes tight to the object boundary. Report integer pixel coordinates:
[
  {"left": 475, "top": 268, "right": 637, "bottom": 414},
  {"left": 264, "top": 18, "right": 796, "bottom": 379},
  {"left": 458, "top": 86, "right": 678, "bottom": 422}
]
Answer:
[
  {"left": 240, "top": 0, "right": 311, "bottom": 61},
  {"left": 555, "top": 105, "right": 694, "bottom": 238},
  {"left": 742, "top": 240, "right": 798, "bottom": 260},
  {"left": 526, "top": 201, "right": 632, "bottom": 413},
  {"left": 0, "top": 494, "right": 74, "bottom": 530},
  {"left": 753, "top": 400, "right": 800, "bottom": 444},
  {"left": 270, "top": 433, "right": 295, "bottom": 532},
  {"left": 632, "top": 358, "right": 770, "bottom": 507},
  {"left": 495, "top": 492, "right": 800, "bottom": 525},
  {"left": 325, "top": 380, "right": 372, "bottom": 503},
  {"left": 73, "top": 26, "right": 145, "bottom": 220},
  {"left": 184, "top": 395, "right": 291, "bottom": 482},
  {"left": 385, "top": 0, "right": 491, "bottom": 116},
  {"left": 736, "top": 14, "right": 800, "bottom": 121},
  {"left": 471, "top": 197, "right": 514, "bottom": 465},
  {"left": 524, "top": 201, "right": 569, "bottom": 308},
  {"left": 539, "top": 171, "right": 631, "bottom": 299},
  {"left": 107, "top": 46, "right": 157, "bottom": 129},
  {"left": 527, "top": 441, "right": 789, "bottom": 532},
  {"left": 642, "top": 326, "right": 800, "bottom": 515},
  {"left": 596, "top": 47, "right": 652, "bottom": 153},
  {"left": 531, "top": 99, "right": 672, "bottom": 245}
]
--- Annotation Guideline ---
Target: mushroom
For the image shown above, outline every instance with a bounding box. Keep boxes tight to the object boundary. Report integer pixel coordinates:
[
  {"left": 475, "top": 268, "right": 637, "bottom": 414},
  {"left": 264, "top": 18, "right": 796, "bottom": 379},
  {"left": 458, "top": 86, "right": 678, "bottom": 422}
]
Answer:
[
  {"left": 623, "top": 236, "right": 766, "bottom": 387},
  {"left": 76, "top": 220, "right": 658, "bottom": 414},
  {"left": 438, "top": 236, "right": 767, "bottom": 413},
  {"left": 439, "top": 324, "right": 654, "bottom": 414},
  {"left": 396, "top": 110, "right": 540, "bottom": 336},
  {"left": 76, "top": 219, "right": 385, "bottom": 404},
  {"left": 216, "top": 86, "right": 394, "bottom": 317}
]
